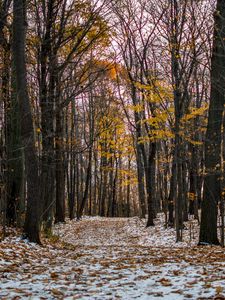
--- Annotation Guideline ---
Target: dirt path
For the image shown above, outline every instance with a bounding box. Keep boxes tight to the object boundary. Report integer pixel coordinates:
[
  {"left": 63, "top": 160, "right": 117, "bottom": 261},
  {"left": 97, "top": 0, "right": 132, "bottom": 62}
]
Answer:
[
  {"left": 54, "top": 216, "right": 225, "bottom": 299},
  {"left": 0, "top": 216, "right": 225, "bottom": 299}
]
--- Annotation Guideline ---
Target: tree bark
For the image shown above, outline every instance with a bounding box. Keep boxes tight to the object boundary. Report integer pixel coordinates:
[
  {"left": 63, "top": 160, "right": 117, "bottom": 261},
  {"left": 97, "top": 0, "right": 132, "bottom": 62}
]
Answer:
[
  {"left": 199, "top": 0, "right": 225, "bottom": 245},
  {"left": 55, "top": 109, "right": 66, "bottom": 223},
  {"left": 12, "top": 0, "right": 41, "bottom": 243},
  {"left": 39, "top": 0, "right": 55, "bottom": 232}
]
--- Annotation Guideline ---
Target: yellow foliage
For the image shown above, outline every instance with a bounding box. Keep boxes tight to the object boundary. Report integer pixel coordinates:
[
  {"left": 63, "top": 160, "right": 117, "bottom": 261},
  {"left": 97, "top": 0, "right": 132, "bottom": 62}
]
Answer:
[
  {"left": 181, "top": 105, "right": 208, "bottom": 123},
  {"left": 152, "top": 129, "right": 175, "bottom": 140},
  {"left": 138, "top": 129, "right": 174, "bottom": 144},
  {"left": 135, "top": 82, "right": 152, "bottom": 91},
  {"left": 128, "top": 104, "right": 144, "bottom": 113},
  {"left": 221, "top": 188, "right": 225, "bottom": 198},
  {"left": 135, "top": 80, "right": 173, "bottom": 104},
  {"left": 185, "top": 139, "right": 203, "bottom": 146},
  {"left": 188, "top": 192, "right": 196, "bottom": 201}
]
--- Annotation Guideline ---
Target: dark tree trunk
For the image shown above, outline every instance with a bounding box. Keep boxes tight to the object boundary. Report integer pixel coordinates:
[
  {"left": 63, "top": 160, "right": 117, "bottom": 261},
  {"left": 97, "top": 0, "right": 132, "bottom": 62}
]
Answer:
[
  {"left": 5, "top": 48, "right": 24, "bottom": 226},
  {"left": 55, "top": 109, "right": 65, "bottom": 223},
  {"left": 189, "top": 142, "right": 199, "bottom": 221},
  {"left": 168, "top": 157, "right": 175, "bottom": 227},
  {"left": 136, "top": 144, "right": 146, "bottom": 218},
  {"left": 199, "top": 0, "right": 225, "bottom": 245},
  {"left": 182, "top": 161, "right": 188, "bottom": 222},
  {"left": 77, "top": 149, "right": 92, "bottom": 219},
  {"left": 171, "top": 0, "right": 185, "bottom": 241},
  {"left": 126, "top": 158, "right": 131, "bottom": 218},
  {"left": 39, "top": 1, "right": 55, "bottom": 232},
  {"left": 0, "top": 0, "right": 24, "bottom": 227},
  {"left": 107, "top": 156, "right": 114, "bottom": 217},
  {"left": 111, "top": 157, "right": 118, "bottom": 218},
  {"left": 145, "top": 142, "right": 156, "bottom": 227},
  {"left": 67, "top": 103, "right": 76, "bottom": 220},
  {"left": 99, "top": 147, "right": 107, "bottom": 217},
  {"left": 221, "top": 113, "right": 225, "bottom": 246},
  {"left": 12, "top": 0, "right": 41, "bottom": 243}
]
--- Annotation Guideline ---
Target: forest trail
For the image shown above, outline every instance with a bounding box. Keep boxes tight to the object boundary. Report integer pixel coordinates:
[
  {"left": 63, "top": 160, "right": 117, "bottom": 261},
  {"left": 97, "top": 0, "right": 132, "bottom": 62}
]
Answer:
[{"left": 0, "top": 216, "right": 225, "bottom": 299}]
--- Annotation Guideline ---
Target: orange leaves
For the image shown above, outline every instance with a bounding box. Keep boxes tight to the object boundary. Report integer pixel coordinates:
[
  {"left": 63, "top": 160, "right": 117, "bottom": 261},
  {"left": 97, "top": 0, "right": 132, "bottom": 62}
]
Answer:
[
  {"left": 50, "top": 272, "right": 59, "bottom": 279},
  {"left": 1, "top": 216, "right": 225, "bottom": 299},
  {"left": 51, "top": 288, "right": 64, "bottom": 296},
  {"left": 158, "top": 277, "right": 172, "bottom": 286}
]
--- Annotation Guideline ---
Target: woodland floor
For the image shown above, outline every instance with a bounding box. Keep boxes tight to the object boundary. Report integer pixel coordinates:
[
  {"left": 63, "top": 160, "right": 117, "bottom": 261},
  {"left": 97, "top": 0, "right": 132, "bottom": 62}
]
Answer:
[{"left": 0, "top": 215, "right": 225, "bottom": 299}]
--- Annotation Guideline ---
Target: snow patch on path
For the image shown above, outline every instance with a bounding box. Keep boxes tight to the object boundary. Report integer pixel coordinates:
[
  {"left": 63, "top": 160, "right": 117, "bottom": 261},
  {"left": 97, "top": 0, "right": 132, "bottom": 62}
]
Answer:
[{"left": 0, "top": 215, "right": 224, "bottom": 299}]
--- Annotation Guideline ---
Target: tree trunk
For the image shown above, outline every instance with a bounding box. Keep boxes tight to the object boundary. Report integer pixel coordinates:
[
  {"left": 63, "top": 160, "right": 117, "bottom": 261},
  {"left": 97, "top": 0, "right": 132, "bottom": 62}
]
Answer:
[
  {"left": 55, "top": 109, "right": 65, "bottom": 223},
  {"left": 39, "top": 2, "right": 55, "bottom": 232},
  {"left": 77, "top": 149, "right": 92, "bottom": 219},
  {"left": 136, "top": 144, "right": 146, "bottom": 218},
  {"left": 145, "top": 142, "right": 156, "bottom": 227},
  {"left": 168, "top": 156, "right": 175, "bottom": 227},
  {"left": 199, "top": 0, "right": 225, "bottom": 245},
  {"left": 12, "top": 0, "right": 41, "bottom": 243}
]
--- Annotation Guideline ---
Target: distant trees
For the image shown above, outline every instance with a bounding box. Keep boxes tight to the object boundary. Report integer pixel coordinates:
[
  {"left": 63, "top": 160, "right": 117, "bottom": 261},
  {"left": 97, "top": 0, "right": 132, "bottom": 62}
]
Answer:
[
  {"left": 31, "top": 0, "right": 113, "bottom": 230},
  {"left": 113, "top": 0, "right": 164, "bottom": 226}
]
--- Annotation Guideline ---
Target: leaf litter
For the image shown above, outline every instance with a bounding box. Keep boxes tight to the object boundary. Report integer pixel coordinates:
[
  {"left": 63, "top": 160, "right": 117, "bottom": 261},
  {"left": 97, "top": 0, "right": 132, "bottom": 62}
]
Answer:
[{"left": 0, "top": 214, "right": 224, "bottom": 299}]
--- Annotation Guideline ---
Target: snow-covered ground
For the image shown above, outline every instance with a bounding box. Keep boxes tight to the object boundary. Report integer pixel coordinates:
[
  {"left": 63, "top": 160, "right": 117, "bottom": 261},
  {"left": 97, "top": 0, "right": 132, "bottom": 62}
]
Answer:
[{"left": 0, "top": 215, "right": 225, "bottom": 299}]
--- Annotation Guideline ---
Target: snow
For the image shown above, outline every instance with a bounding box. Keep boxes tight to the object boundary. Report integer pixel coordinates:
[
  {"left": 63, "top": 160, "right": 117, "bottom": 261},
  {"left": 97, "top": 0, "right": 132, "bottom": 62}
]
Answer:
[{"left": 0, "top": 214, "right": 224, "bottom": 299}]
